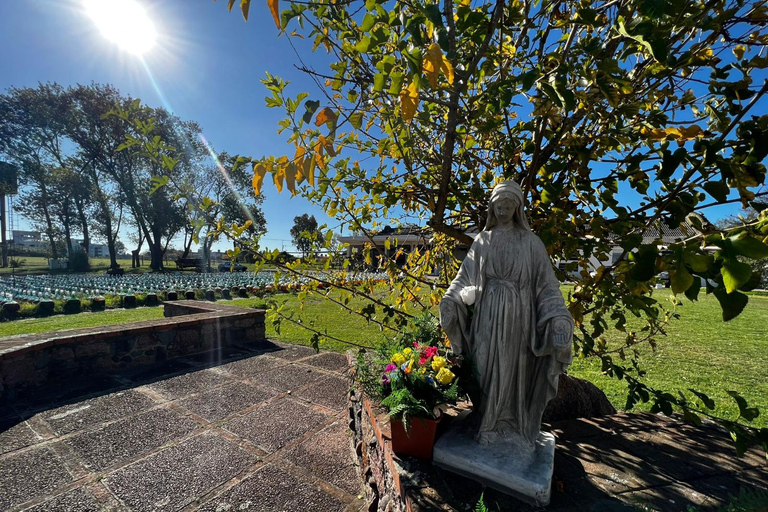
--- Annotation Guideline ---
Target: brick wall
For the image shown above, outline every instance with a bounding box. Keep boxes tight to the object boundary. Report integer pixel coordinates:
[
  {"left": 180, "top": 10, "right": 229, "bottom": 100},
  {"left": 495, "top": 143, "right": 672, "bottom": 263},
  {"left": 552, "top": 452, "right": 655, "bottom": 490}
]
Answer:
[
  {"left": 347, "top": 352, "right": 412, "bottom": 512},
  {"left": 0, "top": 301, "right": 265, "bottom": 401}
]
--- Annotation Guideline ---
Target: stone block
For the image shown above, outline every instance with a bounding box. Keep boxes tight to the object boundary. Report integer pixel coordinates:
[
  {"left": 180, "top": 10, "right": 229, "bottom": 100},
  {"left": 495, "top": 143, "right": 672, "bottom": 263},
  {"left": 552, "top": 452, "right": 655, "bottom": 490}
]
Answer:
[
  {"left": 222, "top": 289, "right": 232, "bottom": 300},
  {"left": 135, "top": 334, "right": 159, "bottom": 350},
  {"left": 51, "top": 346, "right": 75, "bottom": 361},
  {"left": 33, "top": 350, "right": 51, "bottom": 369},
  {"left": 64, "top": 299, "right": 81, "bottom": 315},
  {"left": 74, "top": 341, "right": 110, "bottom": 359},
  {"left": 91, "top": 297, "right": 106, "bottom": 312},
  {"left": 185, "top": 290, "right": 196, "bottom": 300},
  {"left": 433, "top": 413, "right": 556, "bottom": 507},
  {"left": 166, "top": 291, "right": 178, "bottom": 301},
  {"left": 238, "top": 287, "right": 248, "bottom": 298},
  {"left": 122, "top": 295, "right": 137, "bottom": 308},
  {"left": 1, "top": 356, "right": 36, "bottom": 387},
  {"left": 37, "top": 300, "right": 55, "bottom": 316},
  {"left": 145, "top": 293, "right": 159, "bottom": 307},
  {"left": 205, "top": 289, "right": 216, "bottom": 301}
]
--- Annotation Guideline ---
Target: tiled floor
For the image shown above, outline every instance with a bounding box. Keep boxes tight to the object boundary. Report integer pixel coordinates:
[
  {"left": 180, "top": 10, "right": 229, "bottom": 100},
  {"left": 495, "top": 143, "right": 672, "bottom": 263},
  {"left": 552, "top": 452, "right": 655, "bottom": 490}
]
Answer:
[{"left": 0, "top": 342, "right": 361, "bottom": 511}]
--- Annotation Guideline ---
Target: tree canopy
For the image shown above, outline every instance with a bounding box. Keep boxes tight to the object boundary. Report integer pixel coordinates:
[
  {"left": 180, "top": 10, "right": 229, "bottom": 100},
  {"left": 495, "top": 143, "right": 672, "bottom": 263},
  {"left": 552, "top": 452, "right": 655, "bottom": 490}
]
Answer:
[{"left": 220, "top": 0, "right": 768, "bottom": 453}]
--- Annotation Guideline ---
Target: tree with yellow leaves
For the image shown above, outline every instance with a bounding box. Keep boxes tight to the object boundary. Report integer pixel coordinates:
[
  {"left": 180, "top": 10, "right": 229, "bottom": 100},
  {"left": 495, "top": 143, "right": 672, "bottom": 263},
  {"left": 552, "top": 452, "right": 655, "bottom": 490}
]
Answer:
[{"left": 213, "top": 0, "right": 768, "bottom": 454}]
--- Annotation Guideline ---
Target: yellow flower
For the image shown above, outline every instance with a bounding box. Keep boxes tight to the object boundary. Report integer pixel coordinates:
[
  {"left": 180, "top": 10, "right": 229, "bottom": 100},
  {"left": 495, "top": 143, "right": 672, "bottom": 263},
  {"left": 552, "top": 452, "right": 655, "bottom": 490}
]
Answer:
[
  {"left": 391, "top": 353, "right": 406, "bottom": 366},
  {"left": 402, "top": 347, "right": 413, "bottom": 357},
  {"left": 431, "top": 356, "right": 447, "bottom": 372},
  {"left": 404, "top": 360, "right": 413, "bottom": 374},
  {"left": 435, "top": 367, "right": 455, "bottom": 385},
  {"left": 443, "top": 337, "right": 451, "bottom": 348}
]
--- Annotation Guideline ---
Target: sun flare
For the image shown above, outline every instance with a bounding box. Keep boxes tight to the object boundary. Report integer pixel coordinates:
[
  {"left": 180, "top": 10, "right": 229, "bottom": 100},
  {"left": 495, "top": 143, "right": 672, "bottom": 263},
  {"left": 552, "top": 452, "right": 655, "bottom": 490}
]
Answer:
[{"left": 83, "top": 0, "right": 157, "bottom": 56}]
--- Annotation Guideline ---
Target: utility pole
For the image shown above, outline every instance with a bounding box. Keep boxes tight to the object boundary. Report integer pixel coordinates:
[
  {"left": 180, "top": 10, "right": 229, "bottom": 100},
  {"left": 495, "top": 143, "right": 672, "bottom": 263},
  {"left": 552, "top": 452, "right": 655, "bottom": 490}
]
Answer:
[{"left": 0, "top": 163, "right": 19, "bottom": 268}]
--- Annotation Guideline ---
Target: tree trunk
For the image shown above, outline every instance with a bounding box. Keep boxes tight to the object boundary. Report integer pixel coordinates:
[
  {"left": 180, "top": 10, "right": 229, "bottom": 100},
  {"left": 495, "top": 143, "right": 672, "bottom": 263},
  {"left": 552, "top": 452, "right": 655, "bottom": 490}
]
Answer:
[
  {"left": 74, "top": 197, "right": 90, "bottom": 255},
  {"left": 38, "top": 183, "right": 59, "bottom": 259},
  {"left": 89, "top": 171, "right": 118, "bottom": 270}
]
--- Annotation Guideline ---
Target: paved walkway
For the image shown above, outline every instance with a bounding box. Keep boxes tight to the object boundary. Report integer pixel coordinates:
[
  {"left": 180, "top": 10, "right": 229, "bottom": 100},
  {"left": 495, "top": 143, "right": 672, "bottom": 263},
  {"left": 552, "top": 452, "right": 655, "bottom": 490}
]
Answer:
[{"left": 0, "top": 341, "right": 363, "bottom": 512}]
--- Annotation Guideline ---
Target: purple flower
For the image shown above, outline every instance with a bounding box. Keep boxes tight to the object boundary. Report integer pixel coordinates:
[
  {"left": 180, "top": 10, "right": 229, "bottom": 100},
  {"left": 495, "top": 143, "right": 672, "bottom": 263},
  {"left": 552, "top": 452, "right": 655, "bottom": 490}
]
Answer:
[
  {"left": 381, "top": 373, "right": 391, "bottom": 385},
  {"left": 385, "top": 363, "right": 397, "bottom": 373}
]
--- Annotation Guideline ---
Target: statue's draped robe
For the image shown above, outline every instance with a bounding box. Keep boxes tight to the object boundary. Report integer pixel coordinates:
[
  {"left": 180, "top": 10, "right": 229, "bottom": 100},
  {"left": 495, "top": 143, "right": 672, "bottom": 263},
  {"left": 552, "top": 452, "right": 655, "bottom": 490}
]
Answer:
[{"left": 442, "top": 228, "right": 573, "bottom": 445}]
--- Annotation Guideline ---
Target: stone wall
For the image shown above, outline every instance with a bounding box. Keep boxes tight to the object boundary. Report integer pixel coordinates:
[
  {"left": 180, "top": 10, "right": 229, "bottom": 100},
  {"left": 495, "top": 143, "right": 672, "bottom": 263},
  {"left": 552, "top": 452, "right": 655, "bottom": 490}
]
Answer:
[{"left": 0, "top": 301, "right": 265, "bottom": 401}]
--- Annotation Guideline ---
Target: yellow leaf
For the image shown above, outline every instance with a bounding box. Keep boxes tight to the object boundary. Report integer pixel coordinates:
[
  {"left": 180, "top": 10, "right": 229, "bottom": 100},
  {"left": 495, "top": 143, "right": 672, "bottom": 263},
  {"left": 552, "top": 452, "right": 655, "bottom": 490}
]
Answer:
[
  {"left": 460, "top": 0, "right": 471, "bottom": 6},
  {"left": 273, "top": 166, "right": 285, "bottom": 193},
  {"left": 441, "top": 53, "right": 454, "bottom": 85},
  {"left": 678, "top": 125, "right": 703, "bottom": 139},
  {"left": 665, "top": 127, "right": 682, "bottom": 139},
  {"left": 252, "top": 163, "right": 267, "bottom": 195},
  {"left": 267, "top": 0, "right": 280, "bottom": 28},
  {"left": 304, "top": 156, "right": 315, "bottom": 186},
  {"left": 240, "top": 0, "right": 251, "bottom": 21},
  {"left": 733, "top": 45, "right": 746, "bottom": 60},
  {"left": 399, "top": 81, "right": 420, "bottom": 122},
  {"left": 423, "top": 44, "right": 440, "bottom": 88},
  {"left": 315, "top": 107, "right": 338, "bottom": 126},
  {"left": 284, "top": 162, "right": 297, "bottom": 195}
]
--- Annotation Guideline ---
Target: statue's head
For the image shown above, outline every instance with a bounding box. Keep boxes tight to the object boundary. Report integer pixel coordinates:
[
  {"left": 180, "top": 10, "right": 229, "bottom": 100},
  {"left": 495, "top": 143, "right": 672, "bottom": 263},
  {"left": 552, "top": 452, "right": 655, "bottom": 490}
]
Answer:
[{"left": 485, "top": 180, "right": 530, "bottom": 231}]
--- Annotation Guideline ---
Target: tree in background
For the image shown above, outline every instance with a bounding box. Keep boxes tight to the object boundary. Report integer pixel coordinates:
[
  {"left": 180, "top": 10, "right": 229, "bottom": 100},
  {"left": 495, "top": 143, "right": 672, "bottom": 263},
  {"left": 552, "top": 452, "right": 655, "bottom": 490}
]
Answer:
[
  {"left": 218, "top": 0, "right": 768, "bottom": 452},
  {"left": 0, "top": 82, "right": 240, "bottom": 272},
  {"left": 290, "top": 213, "right": 322, "bottom": 258}
]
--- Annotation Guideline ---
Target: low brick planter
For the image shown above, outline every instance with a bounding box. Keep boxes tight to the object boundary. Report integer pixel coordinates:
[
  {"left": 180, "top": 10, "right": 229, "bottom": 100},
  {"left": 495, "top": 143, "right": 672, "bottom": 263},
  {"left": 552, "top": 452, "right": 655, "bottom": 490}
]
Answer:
[
  {"left": 347, "top": 351, "right": 412, "bottom": 512},
  {"left": 0, "top": 301, "right": 266, "bottom": 401}
]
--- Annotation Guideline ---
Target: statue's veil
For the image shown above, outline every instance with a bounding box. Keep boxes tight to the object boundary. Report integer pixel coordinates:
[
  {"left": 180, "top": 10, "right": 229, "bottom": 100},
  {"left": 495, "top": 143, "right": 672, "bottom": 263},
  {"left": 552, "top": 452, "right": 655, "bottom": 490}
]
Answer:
[{"left": 484, "top": 180, "right": 531, "bottom": 231}]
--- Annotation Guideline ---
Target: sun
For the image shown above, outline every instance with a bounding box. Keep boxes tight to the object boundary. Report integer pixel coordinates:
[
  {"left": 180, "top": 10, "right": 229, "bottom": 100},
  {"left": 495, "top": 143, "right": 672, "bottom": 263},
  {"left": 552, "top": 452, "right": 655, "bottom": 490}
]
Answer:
[{"left": 83, "top": 0, "right": 157, "bottom": 56}]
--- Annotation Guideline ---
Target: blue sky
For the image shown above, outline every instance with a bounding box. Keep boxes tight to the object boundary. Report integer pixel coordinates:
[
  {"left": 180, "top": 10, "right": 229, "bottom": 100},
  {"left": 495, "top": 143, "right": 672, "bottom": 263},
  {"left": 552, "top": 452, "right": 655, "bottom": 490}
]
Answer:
[
  {"left": 0, "top": 0, "right": 333, "bottom": 253},
  {"left": 1, "top": 1, "right": 763, "bottom": 255}
]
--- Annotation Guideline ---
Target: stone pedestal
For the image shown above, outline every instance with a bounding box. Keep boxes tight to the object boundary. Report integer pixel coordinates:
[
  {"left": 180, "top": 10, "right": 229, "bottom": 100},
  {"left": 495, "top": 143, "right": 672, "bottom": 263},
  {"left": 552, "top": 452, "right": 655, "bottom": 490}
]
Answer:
[{"left": 433, "top": 413, "right": 555, "bottom": 506}]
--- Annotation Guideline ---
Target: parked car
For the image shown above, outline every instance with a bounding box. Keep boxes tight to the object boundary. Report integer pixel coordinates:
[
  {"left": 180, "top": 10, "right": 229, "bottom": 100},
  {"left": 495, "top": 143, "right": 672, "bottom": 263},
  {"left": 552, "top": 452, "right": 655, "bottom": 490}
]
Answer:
[{"left": 218, "top": 262, "right": 248, "bottom": 272}]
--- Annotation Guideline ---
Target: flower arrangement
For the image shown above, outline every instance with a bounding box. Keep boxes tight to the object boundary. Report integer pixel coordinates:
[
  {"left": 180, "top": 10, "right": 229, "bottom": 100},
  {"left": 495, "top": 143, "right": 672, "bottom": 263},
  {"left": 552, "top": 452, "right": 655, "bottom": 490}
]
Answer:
[{"left": 355, "top": 312, "right": 461, "bottom": 432}]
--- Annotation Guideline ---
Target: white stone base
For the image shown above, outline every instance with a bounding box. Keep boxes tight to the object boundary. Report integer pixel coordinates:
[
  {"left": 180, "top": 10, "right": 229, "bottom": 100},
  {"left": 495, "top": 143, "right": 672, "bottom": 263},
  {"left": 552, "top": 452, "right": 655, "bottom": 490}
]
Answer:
[{"left": 433, "top": 414, "right": 555, "bottom": 506}]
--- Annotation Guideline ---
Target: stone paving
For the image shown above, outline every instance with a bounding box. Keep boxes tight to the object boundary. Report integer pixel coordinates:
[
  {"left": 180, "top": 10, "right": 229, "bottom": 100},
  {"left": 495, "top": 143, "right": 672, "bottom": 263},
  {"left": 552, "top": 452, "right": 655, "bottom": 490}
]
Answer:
[
  {"left": 397, "top": 411, "right": 768, "bottom": 511},
  {"left": 0, "top": 341, "right": 363, "bottom": 512}
]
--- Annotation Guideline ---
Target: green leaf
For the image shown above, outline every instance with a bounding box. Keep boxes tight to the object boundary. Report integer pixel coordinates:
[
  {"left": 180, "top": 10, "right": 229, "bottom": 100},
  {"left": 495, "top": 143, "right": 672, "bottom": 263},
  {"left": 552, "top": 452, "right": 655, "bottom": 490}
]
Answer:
[
  {"left": 732, "top": 236, "right": 768, "bottom": 259},
  {"left": 670, "top": 266, "right": 693, "bottom": 295},
  {"left": 727, "top": 391, "right": 760, "bottom": 422},
  {"left": 360, "top": 13, "right": 376, "bottom": 31},
  {"left": 658, "top": 148, "right": 686, "bottom": 181},
  {"left": 703, "top": 180, "right": 730, "bottom": 202},
  {"left": 355, "top": 36, "right": 372, "bottom": 53},
  {"left": 373, "top": 73, "right": 386, "bottom": 93},
  {"left": 387, "top": 73, "right": 404, "bottom": 95},
  {"left": 349, "top": 112, "right": 364, "bottom": 129},
  {"left": 713, "top": 288, "right": 749, "bottom": 321},
  {"left": 683, "top": 252, "right": 712, "bottom": 273},
  {"left": 638, "top": 0, "right": 666, "bottom": 18},
  {"left": 689, "top": 389, "right": 715, "bottom": 409},
  {"left": 302, "top": 100, "right": 320, "bottom": 124},
  {"left": 628, "top": 245, "right": 658, "bottom": 281},
  {"left": 684, "top": 276, "right": 701, "bottom": 301},
  {"left": 721, "top": 259, "right": 752, "bottom": 293}
]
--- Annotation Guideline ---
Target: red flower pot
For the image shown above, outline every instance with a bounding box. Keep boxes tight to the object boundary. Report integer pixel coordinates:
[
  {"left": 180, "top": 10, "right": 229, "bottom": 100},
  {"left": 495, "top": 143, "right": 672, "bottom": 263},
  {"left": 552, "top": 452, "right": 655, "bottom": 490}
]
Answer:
[{"left": 389, "top": 415, "right": 441, "bottom": 460}]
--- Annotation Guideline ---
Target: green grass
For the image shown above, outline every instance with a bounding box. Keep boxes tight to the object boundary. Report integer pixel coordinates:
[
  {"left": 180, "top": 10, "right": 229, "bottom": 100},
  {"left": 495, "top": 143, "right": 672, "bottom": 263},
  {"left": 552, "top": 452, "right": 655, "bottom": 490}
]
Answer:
[
  {"left": 0, "top": 256, "right": 154, "bottom": 274},
  {"left": 0, "top": 285, "right": 764, "bottom": 428},
  {"left": 222, "top": 289, "right": 768, "bottom": 428},
  {"left": 0, "top": 307, "right": 165, "bottom": 337}
]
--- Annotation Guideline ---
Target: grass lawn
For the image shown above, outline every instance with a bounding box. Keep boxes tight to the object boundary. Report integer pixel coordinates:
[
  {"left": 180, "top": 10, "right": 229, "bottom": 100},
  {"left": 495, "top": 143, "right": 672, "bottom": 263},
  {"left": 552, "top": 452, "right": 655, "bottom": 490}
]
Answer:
[
  {"left": 0, "top": 256, "right": 153, "bottom": 275},
  {"left": 0, "top": 307, "right": 165, "bottom": 337},
  {"left": 221, "top": 289, "right": 768, "bottom": 428},
  {"left": 0, "top": 287, "right": 764, "bottom": 428}
]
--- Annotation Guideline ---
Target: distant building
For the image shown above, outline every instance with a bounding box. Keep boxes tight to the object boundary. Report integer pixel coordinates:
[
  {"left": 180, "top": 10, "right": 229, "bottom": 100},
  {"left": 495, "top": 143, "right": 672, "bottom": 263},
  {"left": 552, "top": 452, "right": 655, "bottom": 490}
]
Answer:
[
  {"left": 11, "top": 230, "right": 48, "bottom": 251},
  {"left": 72, "top": 239, "right": 109, "bottom": 258},
  {"left": 338, "top": 225, "right": 431, "bottom": 268}
]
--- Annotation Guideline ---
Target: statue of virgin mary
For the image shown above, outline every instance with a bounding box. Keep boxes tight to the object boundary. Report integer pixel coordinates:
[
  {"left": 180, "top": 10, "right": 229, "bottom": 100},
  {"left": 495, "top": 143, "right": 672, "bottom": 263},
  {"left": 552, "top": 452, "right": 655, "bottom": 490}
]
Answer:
[{"left": 440, "top": 180, "right": 573, "bottom": 447}]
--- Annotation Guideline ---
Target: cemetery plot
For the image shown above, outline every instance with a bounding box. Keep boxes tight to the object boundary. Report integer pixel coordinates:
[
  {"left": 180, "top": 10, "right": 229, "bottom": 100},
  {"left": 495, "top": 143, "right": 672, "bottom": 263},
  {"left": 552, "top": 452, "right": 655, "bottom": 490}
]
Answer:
[{"left": 0, "top": 271, "right": 387, "bottom": 305}]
